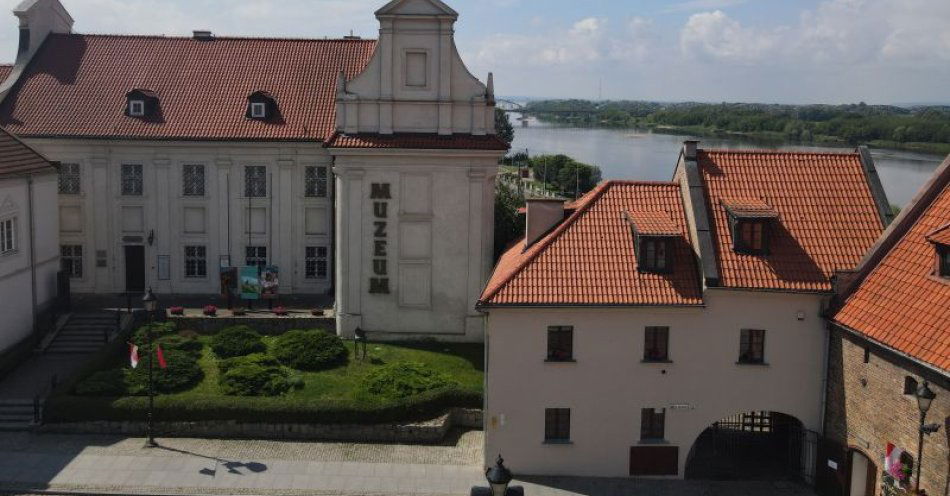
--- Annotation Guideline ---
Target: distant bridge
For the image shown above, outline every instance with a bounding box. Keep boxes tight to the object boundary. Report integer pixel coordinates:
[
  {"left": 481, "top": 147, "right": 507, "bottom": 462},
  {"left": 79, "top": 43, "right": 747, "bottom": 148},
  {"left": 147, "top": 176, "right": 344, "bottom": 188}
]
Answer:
[{"left": 496, "top": 99, "right": 598, "bottom": 115}]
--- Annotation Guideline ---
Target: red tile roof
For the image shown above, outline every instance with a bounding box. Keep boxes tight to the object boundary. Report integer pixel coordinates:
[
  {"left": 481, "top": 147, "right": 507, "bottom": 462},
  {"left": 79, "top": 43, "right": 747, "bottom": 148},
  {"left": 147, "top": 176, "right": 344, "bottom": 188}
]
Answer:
[
  {"left": 627, "top": 210, "right": 681, "bottom": 236},
  {"left": 479, "top": 181, "right": 703, "bottom": 306},
  {"left": 0, "top": 34, "right": 376, "bottom": 141},
  {"left": 926, "top": 223, "right": 950, "bottom": 246},
  {"left": 327, "top": 133, "right": 510, "bottom": 151},
  {"left": 699, "top": 150, "right": 885, "bottom": 292},
  {"left": 721, "top": 198, "right": 780, "bottom": 219},
  {"left": 834, "top": 157, "right": 950, "bottom": 372},
  {"left": 0, "top": 126, "right": 55, "bottom": 177}
]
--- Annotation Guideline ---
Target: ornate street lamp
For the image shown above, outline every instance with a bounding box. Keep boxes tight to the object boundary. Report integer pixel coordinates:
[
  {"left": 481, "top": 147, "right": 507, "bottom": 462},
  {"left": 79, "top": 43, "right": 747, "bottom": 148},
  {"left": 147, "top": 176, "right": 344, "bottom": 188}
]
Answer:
[
  {"left": 471, "top": 456, "right": 523, "bottom": 496},
  {"left": 142, "top": 288, "right": 158, "bottom": 448},
  {"left": 914, "top": 381, "right": 940, "bottom": 493}
]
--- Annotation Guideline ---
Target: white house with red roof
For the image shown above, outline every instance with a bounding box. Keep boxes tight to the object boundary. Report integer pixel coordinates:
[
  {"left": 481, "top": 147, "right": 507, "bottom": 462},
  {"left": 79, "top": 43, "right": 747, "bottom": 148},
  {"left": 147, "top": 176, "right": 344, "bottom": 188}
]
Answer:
[
  {"left": 0, "top": 0, "right": 506, "bottom": 341},
  {"left": 478, "top": 142, "right": 893, "bottom": 478}
]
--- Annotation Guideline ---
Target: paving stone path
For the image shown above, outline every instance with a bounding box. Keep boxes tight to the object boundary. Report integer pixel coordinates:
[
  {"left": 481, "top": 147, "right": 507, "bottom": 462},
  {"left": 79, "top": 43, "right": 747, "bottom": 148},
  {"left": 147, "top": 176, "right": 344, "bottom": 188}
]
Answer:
[{"left": 0, "top": 431, "right": 818, "bottom": 496}]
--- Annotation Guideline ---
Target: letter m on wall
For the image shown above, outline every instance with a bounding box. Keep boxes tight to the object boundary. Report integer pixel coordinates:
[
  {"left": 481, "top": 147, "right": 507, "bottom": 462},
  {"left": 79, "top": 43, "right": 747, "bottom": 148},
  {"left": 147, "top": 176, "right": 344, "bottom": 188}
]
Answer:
[{"left": 370, "top": 183, "right": 391, "bottom": 200}]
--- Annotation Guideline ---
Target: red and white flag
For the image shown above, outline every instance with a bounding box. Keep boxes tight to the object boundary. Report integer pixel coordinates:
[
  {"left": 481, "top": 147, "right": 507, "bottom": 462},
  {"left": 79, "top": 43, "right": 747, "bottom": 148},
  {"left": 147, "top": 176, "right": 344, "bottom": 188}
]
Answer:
[
  {"left": 156, "top": 344, "right": 167, "bottom": 369},
  {"left": 128, "top": 343, "right": 139, "bottom": 369},
  {"left": 885, "top": 442, "right": 904, "bottom": 479}
]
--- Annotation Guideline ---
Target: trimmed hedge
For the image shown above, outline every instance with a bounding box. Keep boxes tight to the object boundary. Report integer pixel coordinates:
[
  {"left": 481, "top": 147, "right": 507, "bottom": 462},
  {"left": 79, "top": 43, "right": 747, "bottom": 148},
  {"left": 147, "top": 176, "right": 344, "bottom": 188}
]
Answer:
[
  {"left": 125, "top": 348, "right": 204, "bottom": 395},
  {"left": 44, "top": 387, "right": 481, "bottom": 425},
  {"left": 363, "top": 361, "right": 457, "bottom": 400},
  {"left": 210, "top": 326, "right": 266, "bottom": 358},
  {"left": 74, "top": 369, "right": 127, "bottom": 396},
  {"left": 218, "top": 354, "right": 292, "bottom": 396},
  {"left": 272, "top": 330, "right": 348, "bottom": 371}
]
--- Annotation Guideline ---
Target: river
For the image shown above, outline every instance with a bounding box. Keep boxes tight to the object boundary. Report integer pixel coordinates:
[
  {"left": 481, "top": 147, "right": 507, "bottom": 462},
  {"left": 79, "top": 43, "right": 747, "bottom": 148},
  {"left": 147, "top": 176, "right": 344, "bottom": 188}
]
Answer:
[{"left": 508, "top": 115, "right": 945, "bottom": 207}]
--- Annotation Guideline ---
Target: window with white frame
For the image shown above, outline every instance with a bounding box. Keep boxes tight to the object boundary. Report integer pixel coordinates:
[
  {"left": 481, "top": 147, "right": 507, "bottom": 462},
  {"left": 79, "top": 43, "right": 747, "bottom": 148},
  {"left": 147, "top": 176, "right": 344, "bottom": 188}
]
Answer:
[
  {"left": 121, "top": 164, "right": 144, "bottom": 196},
  {"left": 61, "top": 245, "right": 83, "bottom": 278},
  {"left": 244, "top": 166, "right": 267, "bottom": 198},
  {"left": 58, "top": 163, "right": 81, "bottom": 195},
  {"left": 182, "top": 164, "right": 205, "bottom": 197},
  {"left": 0, "top": 217, "right": 16, "bottom": 254},
  {"left": 250, "top": 102, "right": 267, "bottom": 119},
  {"left": 245, "top": 246, "right": 267, "bottom": 270},
  {"left": 304, "top": 166, "right": 328, "bottom": 198},
  {"left": 129, "top": 99, "right": 146, "bottom": 117},
  {"left": 184, "top": 245, "right": 207, "bottom": 278},
  {"left": 305, "top": 246, "right": 328, "bottom": 279}
]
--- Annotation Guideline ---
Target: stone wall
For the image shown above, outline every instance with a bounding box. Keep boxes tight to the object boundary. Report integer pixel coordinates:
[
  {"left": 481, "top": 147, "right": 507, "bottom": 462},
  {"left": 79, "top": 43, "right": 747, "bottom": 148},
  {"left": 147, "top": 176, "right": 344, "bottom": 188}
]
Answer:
[
  {"left": 168, "top": 315, "right": 335, "bottom": 335},
  {"left": 825, "top": 326, "right": 949, "bottom": 496},
  {"left": 40, "top": 408, "right": 483, "bottom": 444}
]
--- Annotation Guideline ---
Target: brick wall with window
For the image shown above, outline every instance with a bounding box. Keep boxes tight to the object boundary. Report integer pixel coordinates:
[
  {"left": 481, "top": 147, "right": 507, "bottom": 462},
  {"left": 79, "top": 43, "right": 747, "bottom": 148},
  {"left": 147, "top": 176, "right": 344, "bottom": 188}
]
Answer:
[{"left": 825, "top": 326, "right": 949, "bottom": 496}]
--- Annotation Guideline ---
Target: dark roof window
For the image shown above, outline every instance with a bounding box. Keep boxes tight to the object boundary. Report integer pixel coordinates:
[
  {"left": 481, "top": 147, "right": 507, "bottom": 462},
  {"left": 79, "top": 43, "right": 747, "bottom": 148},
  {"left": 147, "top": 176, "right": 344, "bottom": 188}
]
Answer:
[
  {"left": 625, "top": 211, "right": 678, "bottom": 274},
  {"left": 926, "top": 224, "right": 950, "bottom": 279},
  {"left": 125, "top": 89, "right": 158, "bottom": 118},
  {"left": 722, "top": 199, "right": 778, "bottom": 256},
  {"left": 247, "top": 91, "right": 277, "bottom": 120}
]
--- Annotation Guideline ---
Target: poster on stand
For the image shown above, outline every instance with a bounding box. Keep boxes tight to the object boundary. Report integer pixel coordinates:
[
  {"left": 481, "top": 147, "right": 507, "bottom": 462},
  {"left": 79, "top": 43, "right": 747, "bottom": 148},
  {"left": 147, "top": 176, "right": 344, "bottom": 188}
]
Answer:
[
  {"left": 239, "top": 266, "right": 262, "bottom": 300},
  {"left": 261, "top": 266, "right": 279, "bottom": 299}
]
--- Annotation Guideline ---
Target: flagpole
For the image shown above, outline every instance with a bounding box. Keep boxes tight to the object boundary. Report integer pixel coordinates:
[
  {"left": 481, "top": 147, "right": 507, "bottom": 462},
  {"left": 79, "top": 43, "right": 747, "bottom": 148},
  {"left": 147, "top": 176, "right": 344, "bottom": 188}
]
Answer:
[{"left": 142, "top": 289, "right": 158, "bottom": 447}]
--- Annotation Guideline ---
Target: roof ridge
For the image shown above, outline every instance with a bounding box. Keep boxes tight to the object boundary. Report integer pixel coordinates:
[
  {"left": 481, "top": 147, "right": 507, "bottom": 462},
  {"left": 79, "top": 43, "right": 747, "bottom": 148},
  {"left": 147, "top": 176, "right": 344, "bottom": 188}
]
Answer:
[
  {"left": 50, "top": 32, "right": 378, "bottom": 43},
  {"left": 602, "top": 179, "right": 679, "bottom": 186},
  {"left": 479, "top": 181, "right": 616, "bottom": 304},
  {"left": 701, "top": 147, "right": 860, "bottom": 156}
]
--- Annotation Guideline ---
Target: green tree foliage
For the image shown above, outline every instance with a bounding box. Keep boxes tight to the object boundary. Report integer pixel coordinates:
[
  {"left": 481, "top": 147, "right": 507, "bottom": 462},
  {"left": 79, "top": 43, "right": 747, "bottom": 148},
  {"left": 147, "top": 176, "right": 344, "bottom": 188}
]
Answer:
[
  {"left": 531, "top": 154, "right": 602, "bottom": 197},
  {"left": 272, "top": 330, "right": 348, "bottom": 371},
  {"left": 494, "top": 183, "right": 525, "bottom": 260},
  {"left": 495, "top": 108, "right": 515, "bottom": 145}
]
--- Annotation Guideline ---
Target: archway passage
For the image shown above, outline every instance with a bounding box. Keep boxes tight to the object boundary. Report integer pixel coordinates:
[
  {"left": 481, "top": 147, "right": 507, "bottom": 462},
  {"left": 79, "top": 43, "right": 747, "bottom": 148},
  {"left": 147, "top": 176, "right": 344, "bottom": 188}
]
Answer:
[{"left": 685, "top": 411, "right": 814, "bottom": 482}]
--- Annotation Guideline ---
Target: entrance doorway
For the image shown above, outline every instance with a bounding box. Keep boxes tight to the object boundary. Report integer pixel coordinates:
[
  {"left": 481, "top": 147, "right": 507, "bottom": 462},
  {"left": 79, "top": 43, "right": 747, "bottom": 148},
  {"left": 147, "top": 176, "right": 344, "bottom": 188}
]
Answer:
[
  {"left": 124, "top": 245, "right": 146, "bottom": 292},
  {"left": 848, "top": 450, "right": 876, "bottom": 496}
]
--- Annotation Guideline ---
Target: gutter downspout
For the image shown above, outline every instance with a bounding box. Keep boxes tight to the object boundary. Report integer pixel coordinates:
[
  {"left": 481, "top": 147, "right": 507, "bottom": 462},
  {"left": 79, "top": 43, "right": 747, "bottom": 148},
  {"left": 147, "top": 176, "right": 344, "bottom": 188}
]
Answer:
[{"left": 27, "top": 174, "right": 38, "bottom": 336}]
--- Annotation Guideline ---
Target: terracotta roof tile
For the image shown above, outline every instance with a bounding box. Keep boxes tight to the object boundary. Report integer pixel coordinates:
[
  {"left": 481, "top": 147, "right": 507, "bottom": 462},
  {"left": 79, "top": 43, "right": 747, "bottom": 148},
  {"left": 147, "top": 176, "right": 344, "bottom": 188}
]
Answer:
[
  {"left": 327, "top": 132, "right": 509, "bottom": 151},
  {"left": 0, "top": 34, "right": 376, "bottom": 141},
  {"left": 0, "top": 126, "right": 55, "bottom": 177},
  {"left": 926, "top": 223, "right": 950, "bottom": 246},
  {"left": 834, "top": 158, "right": 950, "bottom": 372},
  {"left": 480, "top": 181, "right": 703, "bottom": 306},
  {"left": 626, "top": 210, "right": 681, "bottom": 236},
  {"left": 721, "top": 198, "right": 780, "bottom": 219},
  {"left": 699, "top": 149, "right": 884, "bottom": 292}
]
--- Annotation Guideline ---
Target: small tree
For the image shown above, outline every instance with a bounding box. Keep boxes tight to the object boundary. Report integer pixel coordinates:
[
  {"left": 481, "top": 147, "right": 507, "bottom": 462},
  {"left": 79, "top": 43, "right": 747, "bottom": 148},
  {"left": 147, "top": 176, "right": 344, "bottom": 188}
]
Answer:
[
  {"left": 495, "top": 108, "right": 515, "bottom": 146},
  {"left": 494, "top": 183, "right": 525, "bottom": 260}
]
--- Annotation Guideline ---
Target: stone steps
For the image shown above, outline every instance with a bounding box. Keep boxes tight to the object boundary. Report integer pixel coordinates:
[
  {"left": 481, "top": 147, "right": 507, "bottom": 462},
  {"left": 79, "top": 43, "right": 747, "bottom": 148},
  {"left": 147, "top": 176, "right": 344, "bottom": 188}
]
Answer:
[
  {"left": 43, "top": 312, "right": 114, "bottom": 355},
  {"left": 0, "top": 400, "right": 38, "bottom": 431}
]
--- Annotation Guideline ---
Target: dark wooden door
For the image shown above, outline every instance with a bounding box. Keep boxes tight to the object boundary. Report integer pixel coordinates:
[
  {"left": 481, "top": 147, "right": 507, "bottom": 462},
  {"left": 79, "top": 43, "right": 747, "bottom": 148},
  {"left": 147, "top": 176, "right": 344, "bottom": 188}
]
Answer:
[{"left": 124, "top": 245, "right": 145, "bottom": 292}]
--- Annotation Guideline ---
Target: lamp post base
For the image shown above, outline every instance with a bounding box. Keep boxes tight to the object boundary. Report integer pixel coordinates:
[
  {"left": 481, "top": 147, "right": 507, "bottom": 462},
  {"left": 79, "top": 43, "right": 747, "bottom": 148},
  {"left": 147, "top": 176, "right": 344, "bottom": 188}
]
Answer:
[{"left": 469, "top": 487, "right": 525, "bottom": 496}]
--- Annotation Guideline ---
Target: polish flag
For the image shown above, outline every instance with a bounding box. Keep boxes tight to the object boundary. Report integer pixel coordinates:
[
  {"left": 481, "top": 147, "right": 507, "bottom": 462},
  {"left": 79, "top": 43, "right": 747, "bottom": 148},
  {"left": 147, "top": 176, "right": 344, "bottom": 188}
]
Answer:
[
  {"left": 129, "top": 343, "right": 139, "bottom": 369},
  {"left": 885, "top": 443, "right": 904, "bottom": 479},
  {"left": 156, "top": 344, "right": 167, "bottom": 370}
]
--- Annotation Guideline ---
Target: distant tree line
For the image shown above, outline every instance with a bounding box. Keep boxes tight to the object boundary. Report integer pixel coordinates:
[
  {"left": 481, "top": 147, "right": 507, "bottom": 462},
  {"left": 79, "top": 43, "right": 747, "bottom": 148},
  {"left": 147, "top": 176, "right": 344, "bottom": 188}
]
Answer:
[{"left": 523, "top": 100, "right": 950, "bottom": 154}]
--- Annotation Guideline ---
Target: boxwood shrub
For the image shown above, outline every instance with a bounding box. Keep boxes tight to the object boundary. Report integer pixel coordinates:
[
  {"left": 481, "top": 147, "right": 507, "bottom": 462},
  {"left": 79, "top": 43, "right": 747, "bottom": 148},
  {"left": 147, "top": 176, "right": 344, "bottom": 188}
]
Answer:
[
  {"left": 210, "top": 326, "right": 266, "bottom": 358},
  {"left": 220, "top": 363, "right": 291, "bottom": 397},
  {"left": 363, "top": 361, "right": 457, "bottom": 400},
  {"left": 125, "top": 348, "right": 204, "bottom": 394},
  {"left": 74, "top": 369, "right": 127, "bottom": 396},
  {"left": 272, "top": 330, "right": 348, "bottom": 371}
]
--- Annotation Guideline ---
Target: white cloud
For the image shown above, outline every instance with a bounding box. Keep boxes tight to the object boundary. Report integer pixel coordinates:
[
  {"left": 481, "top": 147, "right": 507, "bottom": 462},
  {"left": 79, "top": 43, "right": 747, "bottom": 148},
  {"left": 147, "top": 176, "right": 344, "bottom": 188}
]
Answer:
[
  {"left": 680, "top": 10, "right": 780, "bottom": 63},
  {"left": 663, "top": 0, "right": 747, "bottom": 14}
]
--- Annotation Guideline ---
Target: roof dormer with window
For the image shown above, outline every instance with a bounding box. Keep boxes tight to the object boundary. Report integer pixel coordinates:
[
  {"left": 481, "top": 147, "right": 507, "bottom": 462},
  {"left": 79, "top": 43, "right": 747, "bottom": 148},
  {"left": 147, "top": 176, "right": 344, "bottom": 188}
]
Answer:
[
  {"left": 722, "top": 199, "right": 779, "bottom": 256},
  {"left": 925, "top": 224, "right": 950, "bottom": 279},
  {"left": 626, "top": 210, "right": 680, "bottom": 274},
  {"left": 246, "top": 91, "right": 277, "bottom": 121},
  {"left": 125, "top": 89, "right": 158, "bottom": 118}
]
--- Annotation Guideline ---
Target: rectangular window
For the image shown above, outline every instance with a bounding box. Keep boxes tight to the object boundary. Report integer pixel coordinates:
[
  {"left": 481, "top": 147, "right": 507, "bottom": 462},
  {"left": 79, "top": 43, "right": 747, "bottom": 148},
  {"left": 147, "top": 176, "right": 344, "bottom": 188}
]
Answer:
[
  {"left": 250, "top": 102, "right": 267, "bottom": 119},
  {"left": 939, "top": 246, "right": 950, "bottom": 278},
  {"left": 406, "top": 52, "right": 428, "bottom": 87},
  {"left": 0, "top": 218, "right": 16, "bottom": 254},
  {"left": 182, "top": 164, "right": 205, "bottom": 197},
  {"left": 58, "top": 163, "right": 81, "bottom": 194},
  {"left": 644, "top": 326, "right": 670, "bottom": 362},
  {"left": 640, "top": 408, "right": 666, "bottom": 440},
  {"left": 245, "top": 246, "right": 267, "bottom": 270},
  {"left": 544, "top": 408, "right": 571, "bottom": 442},
  {"left": 736, "top": 220, "right": 767, "bottom": 254},
  {"left": 61, "top": 245, "right": 83, "bottom": 278},
  {"left": 304, "top": 166, "right": 328, "bottom": 198},
  {"left": 121, "top": 164, "right": 143, "bottom": 196},
  {"left": 546, "top": 326, "right": 574, "bottom": 362},
  {"left": 639, "top": 238, "right": 671, "bottom": 273},
  {"left": 305, "top": 246, "right": 329, "bottom": 280},
  {"left": 244, "top": 166, "right": 267, "bottom": 198},
  {"left": 739, "top": 329, "right": 766, "bottom": 364},
  {"left": 129, "top": 100, "right": 145, "bottom": 117},
  {"left": 184, "top": 245, "right": 207, "bottom": 278}
]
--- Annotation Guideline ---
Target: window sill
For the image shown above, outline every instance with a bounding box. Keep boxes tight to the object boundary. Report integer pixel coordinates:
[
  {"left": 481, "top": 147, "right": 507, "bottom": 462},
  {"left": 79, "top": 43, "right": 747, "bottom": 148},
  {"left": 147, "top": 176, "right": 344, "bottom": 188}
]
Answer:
[
  {"left": 736, "top": 361, "right": 769, "bottom": 367},
  {"left": 641, "top": 359, "right": 673, "bottom": 364},
  {"left": 543, "top": 439, "right": 573, "bottom": 445},
  {"left": 544, "top": 359, "right": 576, "bottom": 364},
  {"left": 638, "top": 438, "right": 670, "bottom": 445}
]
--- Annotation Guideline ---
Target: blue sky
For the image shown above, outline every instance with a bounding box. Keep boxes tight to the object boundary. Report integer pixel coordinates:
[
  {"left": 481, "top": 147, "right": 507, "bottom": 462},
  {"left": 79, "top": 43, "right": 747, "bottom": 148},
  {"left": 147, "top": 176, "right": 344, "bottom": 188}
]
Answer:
[{"left": 0, "top": 0, "right": 946, "bottom": 104}]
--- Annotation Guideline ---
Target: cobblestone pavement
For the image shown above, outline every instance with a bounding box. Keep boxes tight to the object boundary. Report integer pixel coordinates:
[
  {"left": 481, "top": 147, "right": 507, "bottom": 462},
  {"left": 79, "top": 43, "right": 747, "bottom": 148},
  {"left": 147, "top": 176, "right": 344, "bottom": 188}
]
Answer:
[{"left": 0, "top": 431, "right": 818, "bottom": 496}]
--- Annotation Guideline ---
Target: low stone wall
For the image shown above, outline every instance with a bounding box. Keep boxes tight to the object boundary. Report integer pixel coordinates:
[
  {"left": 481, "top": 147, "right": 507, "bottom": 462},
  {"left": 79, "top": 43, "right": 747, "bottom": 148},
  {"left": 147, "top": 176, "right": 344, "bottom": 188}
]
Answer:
[
  {"left": 168, "top": 315, "right": 335, "bottom": 335},
  {"left": 40, "top": 408, "right": 483, "bottom": 444}
]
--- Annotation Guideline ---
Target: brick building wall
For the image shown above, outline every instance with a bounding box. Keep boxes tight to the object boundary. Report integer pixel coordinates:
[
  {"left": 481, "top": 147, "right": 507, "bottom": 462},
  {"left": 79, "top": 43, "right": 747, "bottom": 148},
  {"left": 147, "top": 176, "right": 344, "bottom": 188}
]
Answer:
[{"left": 826, "top": 326, "right": 949, "bottom": 496}]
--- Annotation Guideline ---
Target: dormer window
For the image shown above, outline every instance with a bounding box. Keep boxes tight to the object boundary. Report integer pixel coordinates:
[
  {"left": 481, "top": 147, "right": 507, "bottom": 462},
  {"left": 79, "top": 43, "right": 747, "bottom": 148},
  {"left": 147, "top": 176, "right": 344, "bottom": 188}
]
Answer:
[
  {"left": 625, "top": 210, "right": 679, "bottom": 274},
  {"left": 125, "top": 89, "right": 158, "bottom": 118},
  {"left": 926, "top": 224, "right": 950, "bottom": 279},
  {"left": 247, "top": 91, "right": 277, "bottom": 120},
  {"left": 722, "top": 199, "right": 779, "bottom": 256}
]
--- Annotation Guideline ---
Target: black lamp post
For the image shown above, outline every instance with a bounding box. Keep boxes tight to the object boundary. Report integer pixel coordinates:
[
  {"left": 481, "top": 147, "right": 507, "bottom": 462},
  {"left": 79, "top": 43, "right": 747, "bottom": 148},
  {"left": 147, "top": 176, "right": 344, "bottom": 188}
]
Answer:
[
  {"left": 142, "top": 288, "right": 158, "bottom": 448},
  {"left": 914, "top": 381, "right": 939, "bottom": 493},
  {"left": 471, "top": 456, "right": 523, "bottom": 496}
]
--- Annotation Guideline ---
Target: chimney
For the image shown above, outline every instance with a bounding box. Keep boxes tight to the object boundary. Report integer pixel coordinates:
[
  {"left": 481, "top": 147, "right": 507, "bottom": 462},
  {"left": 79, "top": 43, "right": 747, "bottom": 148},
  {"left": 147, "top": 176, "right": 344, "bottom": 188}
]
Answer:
[
  {"left": 13, "top": 0, "right": 73, "bottom": 63},
  {"left": 525, "top": 198, "right": 566, "bottom": 248},
  {"left": 192, "top": 30, "right": 215, "bottom": 41},
  {"left": 683, "top": 140, "right": 699, "bottom": 160}
]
